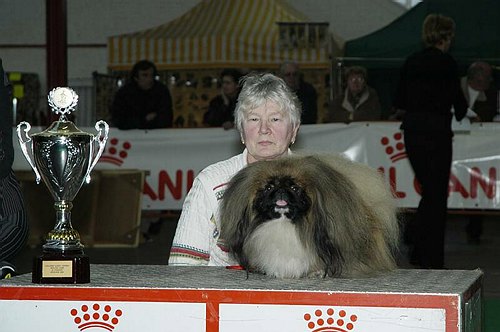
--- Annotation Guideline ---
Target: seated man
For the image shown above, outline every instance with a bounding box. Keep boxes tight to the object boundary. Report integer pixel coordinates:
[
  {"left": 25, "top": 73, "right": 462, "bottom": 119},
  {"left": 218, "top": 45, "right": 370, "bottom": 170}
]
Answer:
[
  {"left": 461, "top": 61, "right": 498, "bottom": 244},
  {"left": 111, "top": 60, "right": 173, "bottom": 130},
  {"left": 279, "top": 61, "right": 318, "bottom": 124},
  {"left": 461, "top": 61, "right": 497, "bottom": 122},
  {"left": 203, "top": 68, "right": 242, "bottom": 130},
  {"left": 326, "top": 66, "right": 381, "bottom": 123}
]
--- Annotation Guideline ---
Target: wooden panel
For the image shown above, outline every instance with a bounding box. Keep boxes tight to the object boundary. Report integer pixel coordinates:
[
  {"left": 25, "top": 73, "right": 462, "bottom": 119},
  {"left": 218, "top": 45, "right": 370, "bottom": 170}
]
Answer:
[
  {"left": 92, "top": 170, "right": 144, "bottom": 247},
  {"left": 15, "top": 170, "right": 144, "bottom": 248}
]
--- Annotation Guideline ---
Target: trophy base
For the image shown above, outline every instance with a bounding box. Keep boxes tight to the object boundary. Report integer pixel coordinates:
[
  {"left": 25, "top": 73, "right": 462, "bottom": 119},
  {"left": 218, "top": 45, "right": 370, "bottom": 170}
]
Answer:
[{"left": 32, "top": 249, "right": 90, "bottom": 284}]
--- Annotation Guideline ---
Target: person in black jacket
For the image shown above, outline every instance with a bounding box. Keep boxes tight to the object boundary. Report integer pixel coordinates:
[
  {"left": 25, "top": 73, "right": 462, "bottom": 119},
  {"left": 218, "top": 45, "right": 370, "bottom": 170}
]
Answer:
[
  {"left": 0, "top": 59, "right": 29, "bottom": 279},
  {"left": 203, "top": 69, "right": 243, "bottom": 130},
  {"left": 111, "top": 60, "right": 173, "bottom": 129},
  {"left": 393, "top": 14, "right": 468, "bottom": 269}
]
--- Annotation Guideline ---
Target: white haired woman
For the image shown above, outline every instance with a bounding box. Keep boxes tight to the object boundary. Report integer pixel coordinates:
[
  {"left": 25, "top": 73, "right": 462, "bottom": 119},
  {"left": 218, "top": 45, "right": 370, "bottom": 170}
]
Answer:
[{"left": 168, "top": 73, "right": 301, "bottom": 266}]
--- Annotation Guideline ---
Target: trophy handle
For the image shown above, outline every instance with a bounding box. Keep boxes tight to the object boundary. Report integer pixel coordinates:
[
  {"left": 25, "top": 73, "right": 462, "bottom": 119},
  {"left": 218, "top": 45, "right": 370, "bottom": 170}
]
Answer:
[
  {"left": 85, "top": 120, "right": 109, "bottom": 183},
  {"left": 16, "top": 121, "right": 42, "bottom": 184}
]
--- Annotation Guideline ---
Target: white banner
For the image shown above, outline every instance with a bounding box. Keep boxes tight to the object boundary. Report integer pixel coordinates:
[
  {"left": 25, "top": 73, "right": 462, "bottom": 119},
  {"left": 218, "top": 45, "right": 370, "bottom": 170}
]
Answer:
[{"left": 13, "top": 122, "right": 500, "bottom": 210}]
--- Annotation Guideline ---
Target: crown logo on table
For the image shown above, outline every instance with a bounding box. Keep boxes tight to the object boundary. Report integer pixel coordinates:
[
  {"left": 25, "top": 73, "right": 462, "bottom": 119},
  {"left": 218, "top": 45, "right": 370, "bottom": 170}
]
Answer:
[
  {"left": 70, "top": 303, "right": 123, "bottom": 331},
  {"left": 303, "top": 308, "right": 358, "bottom": 332}
]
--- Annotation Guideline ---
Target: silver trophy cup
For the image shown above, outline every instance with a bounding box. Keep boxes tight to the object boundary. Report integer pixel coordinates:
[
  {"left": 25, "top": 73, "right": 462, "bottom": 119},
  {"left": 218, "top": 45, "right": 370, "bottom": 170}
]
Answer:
[{"left": 17, "top": 87, "right": 109, "bottom": 283}]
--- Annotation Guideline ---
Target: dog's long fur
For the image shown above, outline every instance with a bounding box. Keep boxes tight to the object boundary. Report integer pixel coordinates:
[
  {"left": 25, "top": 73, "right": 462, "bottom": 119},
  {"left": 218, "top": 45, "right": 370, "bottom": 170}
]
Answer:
[{"left": 219, "top": 154, "right": 400, "bottom": 278}]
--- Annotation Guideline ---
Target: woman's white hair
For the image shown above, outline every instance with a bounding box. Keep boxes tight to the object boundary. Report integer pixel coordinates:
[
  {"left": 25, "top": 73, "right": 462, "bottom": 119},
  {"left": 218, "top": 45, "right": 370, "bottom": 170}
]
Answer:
[{"left": 234, "top": 73, "right": 302, "bottom": 132}]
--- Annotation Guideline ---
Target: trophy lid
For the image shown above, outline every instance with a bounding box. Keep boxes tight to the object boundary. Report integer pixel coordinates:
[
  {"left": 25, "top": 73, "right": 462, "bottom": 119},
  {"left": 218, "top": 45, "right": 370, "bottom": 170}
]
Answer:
[
  {"left": 38, "top": 120, "right": 92, "bottom": 137},
  {"left": 35, "top": 87, "right": 92, "bottom": 138}
]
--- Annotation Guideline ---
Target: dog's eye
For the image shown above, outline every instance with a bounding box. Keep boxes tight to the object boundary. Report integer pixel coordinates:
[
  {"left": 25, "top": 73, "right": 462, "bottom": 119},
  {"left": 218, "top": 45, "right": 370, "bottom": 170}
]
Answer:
[
  {"left": 290, "top": 185, "right": 300, "bottom": 192},
  {"left": 264, "top": 184, "right": 274, "bottom": 191}
]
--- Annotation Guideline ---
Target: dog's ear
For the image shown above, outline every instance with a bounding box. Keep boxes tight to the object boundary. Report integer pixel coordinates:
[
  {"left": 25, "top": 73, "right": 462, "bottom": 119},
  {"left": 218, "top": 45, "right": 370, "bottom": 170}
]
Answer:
[
  {"left": 303, "top": 156, "right": 374, "bottom": 276},
  {"left": 308, "top": 186, "right": 345, "bottom": 277},
  {"left": 219, "top": 167, "right": 256, "bottom": 264},
  {"left": 232, "top": 205, "right": 251, "bottom": 268}
]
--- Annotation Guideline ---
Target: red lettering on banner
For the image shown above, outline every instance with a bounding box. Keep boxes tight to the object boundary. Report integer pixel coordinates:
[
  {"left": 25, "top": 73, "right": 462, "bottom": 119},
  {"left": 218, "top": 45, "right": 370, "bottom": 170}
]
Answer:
[
  {"left": 143, "top": 170, "right": 196, "bottom": 201},
  {"left": 470, "top": 167, "right": 496, "bottom": 199},
  {"left": 143, "top": 180, "right": 157, "bottom": 200},
  {"left": 159, "top": 170, "right": 183, "bottom": 200},
  {"left": 449, "top": 173, "right": 470, "bottom": 198},
  {"left": 142, "top": 166, "right": 496, "bottom": 203},
  {"left": 411, "top": 167, "right": 497, "bottom": 199},
  {"left": 378, "top": 167, "right": 406, "bottom": 198}
]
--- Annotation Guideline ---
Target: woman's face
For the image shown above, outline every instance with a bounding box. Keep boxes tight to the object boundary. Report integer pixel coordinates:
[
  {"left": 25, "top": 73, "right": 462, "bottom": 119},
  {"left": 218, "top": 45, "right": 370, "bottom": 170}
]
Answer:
[
  {"left": 347, "top": 74, "right": 366, "bottom": 95},
  {"left": 241, "top": 101, "right": 299, "bottom": 164}
]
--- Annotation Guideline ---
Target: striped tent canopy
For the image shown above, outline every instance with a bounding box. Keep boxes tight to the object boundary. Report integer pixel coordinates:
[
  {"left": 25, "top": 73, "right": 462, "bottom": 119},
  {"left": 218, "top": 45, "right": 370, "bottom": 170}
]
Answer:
[{"left": 108, "top": 0, "right": 339, "bottom": 71}]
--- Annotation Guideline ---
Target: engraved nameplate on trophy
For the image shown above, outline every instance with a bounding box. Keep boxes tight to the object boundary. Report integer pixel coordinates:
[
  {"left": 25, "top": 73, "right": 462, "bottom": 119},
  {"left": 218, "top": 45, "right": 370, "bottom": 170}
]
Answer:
[{"left": 17, "top": 87, "right": 109, "bottom": 284}]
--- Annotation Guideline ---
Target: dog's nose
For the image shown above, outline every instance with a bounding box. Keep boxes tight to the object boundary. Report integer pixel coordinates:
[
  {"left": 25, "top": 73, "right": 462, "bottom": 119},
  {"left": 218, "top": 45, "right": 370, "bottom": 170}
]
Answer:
[{"left": 276, "top": 199, "right": 288, "bottom": 207}]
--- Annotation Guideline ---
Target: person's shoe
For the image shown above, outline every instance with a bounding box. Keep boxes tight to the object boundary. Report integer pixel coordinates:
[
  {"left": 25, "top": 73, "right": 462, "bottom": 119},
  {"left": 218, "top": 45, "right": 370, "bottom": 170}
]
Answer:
[{"left": 0, "top": 263, "right": 17, "bottom": 280}]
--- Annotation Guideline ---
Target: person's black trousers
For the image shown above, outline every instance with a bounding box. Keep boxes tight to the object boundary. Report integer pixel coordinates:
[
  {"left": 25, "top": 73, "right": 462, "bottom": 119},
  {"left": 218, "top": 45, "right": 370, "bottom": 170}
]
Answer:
[{"left": 404, "top": 131, "right": 453, "bottom": 269}]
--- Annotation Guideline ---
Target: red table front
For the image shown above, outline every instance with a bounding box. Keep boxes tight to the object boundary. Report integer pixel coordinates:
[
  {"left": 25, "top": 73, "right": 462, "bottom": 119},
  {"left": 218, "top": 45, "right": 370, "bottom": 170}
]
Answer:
[{"left": 0, "top": 265, "right": 483, "bottom": 332}]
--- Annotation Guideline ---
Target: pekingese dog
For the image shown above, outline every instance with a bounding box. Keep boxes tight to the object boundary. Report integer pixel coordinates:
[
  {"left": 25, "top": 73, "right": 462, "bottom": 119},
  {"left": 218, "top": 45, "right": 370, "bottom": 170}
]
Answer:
[{"left": 219, "top": 154, "right": 400, "bottom": 278}]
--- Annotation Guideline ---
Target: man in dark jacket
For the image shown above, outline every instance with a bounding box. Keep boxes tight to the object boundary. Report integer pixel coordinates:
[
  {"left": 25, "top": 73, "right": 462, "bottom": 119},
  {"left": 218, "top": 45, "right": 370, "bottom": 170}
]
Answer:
[
  {"left": 111, "top": 60, "right": 173, "bottom": 130},
  {"left": 460, "top": 61, "right": 498, "bottom": 244},
  {"left": 203, "top": 68, "right": 242, "bottom": 129},
  {"left": 460, "top": 61, "right": 497, "bottom": 122}
]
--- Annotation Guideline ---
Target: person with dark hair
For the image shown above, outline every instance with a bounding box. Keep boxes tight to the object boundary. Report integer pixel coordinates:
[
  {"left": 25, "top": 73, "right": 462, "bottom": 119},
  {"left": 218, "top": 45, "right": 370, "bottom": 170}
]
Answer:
[
  {"left": 327, "top": 65, "right": 381, "bottom": 123},
  {"left": 203, "top": 69, "right": 243, "bottom": 130},
  {"left": 393, "top": 14, "right": 468, "bottom": 269},
  {"left": 111, "top": 59, "right": 173, "bottom": 129},
  {"left": 279, "top": 61, "right": 318, "bottom": 124},
  {"left": 0, "top": 59, "right": 29, "bottom": 279},
  {"left": 460, "top": 61, "right": 497, "bottom": 122},
  {"left": 458, "top": 61, "right": 498, "bottom": 244}
]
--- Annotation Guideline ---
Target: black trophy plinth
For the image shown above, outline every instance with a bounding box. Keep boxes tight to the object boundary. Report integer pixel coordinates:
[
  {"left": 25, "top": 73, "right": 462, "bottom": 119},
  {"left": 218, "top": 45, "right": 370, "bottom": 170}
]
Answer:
[{"left": 32, "top": 248, "right": 90, "bottom": 284}]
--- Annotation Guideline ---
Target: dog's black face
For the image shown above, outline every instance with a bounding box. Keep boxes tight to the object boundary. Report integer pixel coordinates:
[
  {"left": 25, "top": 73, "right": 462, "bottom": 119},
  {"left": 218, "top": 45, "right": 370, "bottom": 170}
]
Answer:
[{"left": 252, "top": 175, "right": 311, "bottom": 223}]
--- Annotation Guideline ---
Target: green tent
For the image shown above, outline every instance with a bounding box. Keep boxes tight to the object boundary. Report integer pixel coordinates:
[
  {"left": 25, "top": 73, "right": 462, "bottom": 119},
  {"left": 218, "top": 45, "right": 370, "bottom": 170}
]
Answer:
[{"left": 341, "top": 0, "right": 500, "bottom": 117}]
